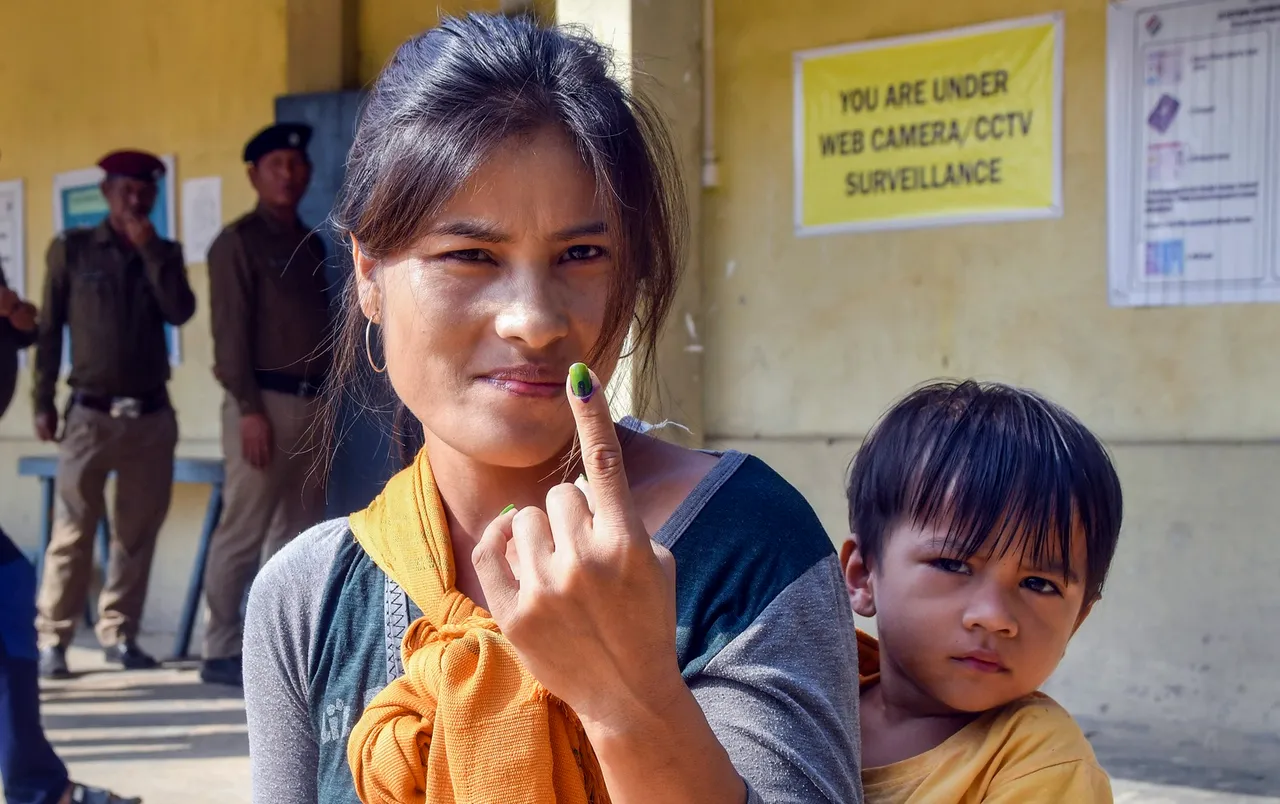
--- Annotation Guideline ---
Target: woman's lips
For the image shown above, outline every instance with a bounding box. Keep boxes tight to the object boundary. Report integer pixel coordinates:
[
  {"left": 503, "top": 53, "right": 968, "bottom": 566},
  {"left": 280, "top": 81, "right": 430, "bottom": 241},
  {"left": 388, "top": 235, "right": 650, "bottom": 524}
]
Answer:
[
  {"left": 479, "top": 367, "right": 566, "bottom": 399},
  {"left": 482, "top": 377, "right": 564, "bottom": 398}
]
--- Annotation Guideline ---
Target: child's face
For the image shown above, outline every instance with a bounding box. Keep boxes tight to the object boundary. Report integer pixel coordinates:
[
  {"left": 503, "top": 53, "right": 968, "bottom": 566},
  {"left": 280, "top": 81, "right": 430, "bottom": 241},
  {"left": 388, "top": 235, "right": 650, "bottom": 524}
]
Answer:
[{"left": 842, "top": 522, "right": 1094, "bottom": 714}]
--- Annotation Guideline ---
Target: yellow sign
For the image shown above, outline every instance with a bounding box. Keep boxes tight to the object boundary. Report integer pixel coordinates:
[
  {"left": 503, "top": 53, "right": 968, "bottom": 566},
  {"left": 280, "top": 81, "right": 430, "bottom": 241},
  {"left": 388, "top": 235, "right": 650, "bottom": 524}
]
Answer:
[{"left": 794, "top": 15, "right": 1062, "bottom": 235}]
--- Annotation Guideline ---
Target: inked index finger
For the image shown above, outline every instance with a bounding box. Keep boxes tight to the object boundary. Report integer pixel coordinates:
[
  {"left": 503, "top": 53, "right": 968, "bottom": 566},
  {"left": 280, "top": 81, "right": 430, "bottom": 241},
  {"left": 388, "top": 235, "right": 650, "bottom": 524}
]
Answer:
[{"left": 566, "top": 363, "right": 636, "bottom": 533}]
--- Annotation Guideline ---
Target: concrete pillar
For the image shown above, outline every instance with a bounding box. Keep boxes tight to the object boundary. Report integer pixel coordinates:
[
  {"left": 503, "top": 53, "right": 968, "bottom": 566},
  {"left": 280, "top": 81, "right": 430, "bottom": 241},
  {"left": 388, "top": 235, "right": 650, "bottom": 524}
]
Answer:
[
  {"left": 555, "top": 0, "right": 705, "bottom": 446},
  {"left": 285, "top": 0, "right": 358, "bottom": 93}
]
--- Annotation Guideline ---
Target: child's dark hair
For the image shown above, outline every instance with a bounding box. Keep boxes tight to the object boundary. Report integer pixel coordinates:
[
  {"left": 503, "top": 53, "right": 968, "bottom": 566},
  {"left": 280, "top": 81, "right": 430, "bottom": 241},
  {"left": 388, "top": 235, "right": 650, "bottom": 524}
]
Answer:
[{"left": 847, "top": 380, "right": 1123, "bottom": 604}]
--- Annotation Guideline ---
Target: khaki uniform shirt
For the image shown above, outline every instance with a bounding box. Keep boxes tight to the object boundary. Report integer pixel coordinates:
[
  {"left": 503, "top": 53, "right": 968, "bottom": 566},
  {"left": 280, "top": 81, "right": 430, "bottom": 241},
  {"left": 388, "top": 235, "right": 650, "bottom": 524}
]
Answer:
[
  {"left": 207, "top": 208, "right": 331, "bottom": 415},
  {"left": 33, "top": 221, "right": 196, "bottom": 415}
]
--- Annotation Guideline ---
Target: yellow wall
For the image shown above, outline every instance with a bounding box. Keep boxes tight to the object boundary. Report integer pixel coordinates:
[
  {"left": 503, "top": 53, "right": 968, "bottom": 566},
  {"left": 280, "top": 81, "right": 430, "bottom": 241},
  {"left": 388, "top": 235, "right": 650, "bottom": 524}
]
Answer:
[
  {"left": 0, "top": 0, "right": 291, "bottom": 632},
  {"left": 358, "top": 0, "right": 558, "bottom": 84},
  {"left": 706, "top": 0, "right": 1280, "bottom": 443},
  {"left": 704, "top": 0, "right": 1280, "bottom": 737}
]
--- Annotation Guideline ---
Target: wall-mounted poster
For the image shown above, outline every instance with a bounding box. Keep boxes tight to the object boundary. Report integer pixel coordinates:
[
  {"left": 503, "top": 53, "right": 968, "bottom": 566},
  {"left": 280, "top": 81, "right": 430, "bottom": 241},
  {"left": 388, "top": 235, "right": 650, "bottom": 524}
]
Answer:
[
  {"left": 0, "top": 180, "right": 28, "bottom": 367},
  {"left": 793, "top": 14, "right": 1063, "bottom": 236},
  {"left": 51, "top": 155, "right": 182, "bottom": 364},
  {"left": 0, "top": 180, "right": 25, "bottom": 301},
  {"left": 1109, "top": 0, "right": 1280, "bottom": 307},
  {"left": 180, "top": 176, "right": 222, "bottom": 264}
]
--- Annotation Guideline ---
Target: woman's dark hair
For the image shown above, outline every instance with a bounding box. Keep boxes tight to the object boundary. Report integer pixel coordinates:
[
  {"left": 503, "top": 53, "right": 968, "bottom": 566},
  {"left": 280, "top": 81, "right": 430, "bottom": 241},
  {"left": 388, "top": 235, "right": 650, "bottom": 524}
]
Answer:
[
  {"left": 316, "top": 13, "right": 685, "bottom": 473},
  {"left": 846, "top": 380, "right": 1124, "bottom": 604}
]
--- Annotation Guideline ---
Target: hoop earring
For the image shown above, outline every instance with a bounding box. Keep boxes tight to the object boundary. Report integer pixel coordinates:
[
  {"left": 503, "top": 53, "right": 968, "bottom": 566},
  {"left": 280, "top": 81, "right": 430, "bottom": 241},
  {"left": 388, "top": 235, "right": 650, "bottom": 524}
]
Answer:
[{"left": 364, "top": 319, "right": 387, "bottom": 374}]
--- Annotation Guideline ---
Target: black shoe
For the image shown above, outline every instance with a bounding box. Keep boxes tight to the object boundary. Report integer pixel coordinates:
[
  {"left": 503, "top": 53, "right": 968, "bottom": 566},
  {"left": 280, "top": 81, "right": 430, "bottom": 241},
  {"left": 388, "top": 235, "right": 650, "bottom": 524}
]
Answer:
[
  {"left": 70, "top": 782, "right": 143, "bottom": 803},
  {"left": 200, "top": 655, "right": 243, "bottom": 687},
  {"left": 103, "top": 641, "right": 159, "bottom": 670},
  {"left": 39, "top": 645, "right": 70, "bottom": 679}
]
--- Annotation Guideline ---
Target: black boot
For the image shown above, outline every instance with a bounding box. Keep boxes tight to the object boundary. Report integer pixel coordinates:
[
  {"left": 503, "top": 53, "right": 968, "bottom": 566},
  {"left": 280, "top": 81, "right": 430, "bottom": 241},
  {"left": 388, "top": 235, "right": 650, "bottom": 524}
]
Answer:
[
  {"left": 200, "top": 655, "right": 243, "bottom": 687},
  {"left": 69, "top": 781, "right": 143, "bottom": 803},
  {"left": 103, "top": 640, "right": 159, "bottom": 670},
  {"left": 38, "top": 645, "right": 69, "bottom": 679}
]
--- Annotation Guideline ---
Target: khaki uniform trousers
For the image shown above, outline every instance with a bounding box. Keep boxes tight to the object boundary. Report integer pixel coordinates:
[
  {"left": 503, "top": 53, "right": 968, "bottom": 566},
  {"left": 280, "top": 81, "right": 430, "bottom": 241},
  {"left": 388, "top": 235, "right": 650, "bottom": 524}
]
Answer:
[
  {"left": 35, "top": 404, "right": 178, "bottom": 649},
  {"left": 202, "top": 390, "right": 324, "bottom": 660}
]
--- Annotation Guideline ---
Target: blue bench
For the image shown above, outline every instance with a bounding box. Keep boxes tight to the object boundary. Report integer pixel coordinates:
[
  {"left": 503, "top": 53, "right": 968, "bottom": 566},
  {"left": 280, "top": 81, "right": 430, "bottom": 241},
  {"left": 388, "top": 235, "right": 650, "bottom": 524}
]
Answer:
[{"left": 17, "top": 455, "right": 225, "bottom": 661}]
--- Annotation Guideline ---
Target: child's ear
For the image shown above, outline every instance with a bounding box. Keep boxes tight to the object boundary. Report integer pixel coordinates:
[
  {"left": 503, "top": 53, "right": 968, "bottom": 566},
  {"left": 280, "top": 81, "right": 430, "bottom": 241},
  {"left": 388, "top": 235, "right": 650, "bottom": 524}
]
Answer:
[
  {"left": 841, "top": 535, "right": 877, "bottom": 619},
  {"left": 1071, "top": 596, "right": 1098, "bottom": 637}
]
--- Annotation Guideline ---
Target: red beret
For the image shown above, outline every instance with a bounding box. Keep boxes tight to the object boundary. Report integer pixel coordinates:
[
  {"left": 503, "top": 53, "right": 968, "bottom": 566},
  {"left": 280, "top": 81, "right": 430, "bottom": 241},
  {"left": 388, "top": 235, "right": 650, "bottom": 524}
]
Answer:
[{"left": 97, "top": 150, "right": 165, "bottom": 182}]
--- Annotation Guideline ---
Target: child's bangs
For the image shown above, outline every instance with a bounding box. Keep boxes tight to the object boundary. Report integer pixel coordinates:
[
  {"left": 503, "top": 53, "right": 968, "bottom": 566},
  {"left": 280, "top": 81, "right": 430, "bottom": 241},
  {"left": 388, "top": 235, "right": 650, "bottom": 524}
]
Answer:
[
  {"left": 900, "top": 385, "right": 1119, "bottom": 593},
  {"left": 906, "top": 437, "right": 1078, "bottom": 582}
]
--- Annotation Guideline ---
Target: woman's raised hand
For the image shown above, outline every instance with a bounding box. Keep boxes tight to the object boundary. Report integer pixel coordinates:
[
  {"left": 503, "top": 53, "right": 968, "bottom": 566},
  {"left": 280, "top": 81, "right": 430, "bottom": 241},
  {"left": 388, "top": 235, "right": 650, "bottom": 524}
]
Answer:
[{"left": 472, "top": 363, "right": 682, "bottom": 730}]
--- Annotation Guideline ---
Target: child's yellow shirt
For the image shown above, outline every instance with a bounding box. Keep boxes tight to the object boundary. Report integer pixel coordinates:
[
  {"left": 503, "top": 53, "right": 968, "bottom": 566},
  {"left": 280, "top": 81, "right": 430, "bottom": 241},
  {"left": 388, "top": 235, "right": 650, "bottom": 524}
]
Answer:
[{"left": 857, "top": 630, "right": 1113, "bottom": 803}]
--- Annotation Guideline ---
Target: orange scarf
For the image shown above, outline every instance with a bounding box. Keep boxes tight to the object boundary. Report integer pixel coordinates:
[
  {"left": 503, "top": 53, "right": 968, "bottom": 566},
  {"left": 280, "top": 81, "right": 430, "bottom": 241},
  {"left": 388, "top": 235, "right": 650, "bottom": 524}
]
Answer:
[{"left": 346, "top": 448, "right": 611, "bottom": 804}]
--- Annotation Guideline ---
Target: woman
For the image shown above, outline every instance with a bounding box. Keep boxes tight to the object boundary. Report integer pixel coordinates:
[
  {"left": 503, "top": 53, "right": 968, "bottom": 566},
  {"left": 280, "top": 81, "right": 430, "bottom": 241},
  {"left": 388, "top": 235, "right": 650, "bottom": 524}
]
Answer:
[{"left": 244, "top": 13, "right": 862, "bottom": 804}]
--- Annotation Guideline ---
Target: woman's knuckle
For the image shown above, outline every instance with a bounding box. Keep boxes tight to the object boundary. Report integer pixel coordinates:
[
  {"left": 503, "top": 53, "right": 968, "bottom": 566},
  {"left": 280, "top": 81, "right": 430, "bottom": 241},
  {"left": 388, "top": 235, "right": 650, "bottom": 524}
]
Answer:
[
  {"left": 583, "top": 443, "right": 624, "bottom": 477},
  {"left": 511, "top": 507, "right": 543, "bottom": 533},
  {"left": 544, "top": 482, "right": 579, "bottom": 511}
]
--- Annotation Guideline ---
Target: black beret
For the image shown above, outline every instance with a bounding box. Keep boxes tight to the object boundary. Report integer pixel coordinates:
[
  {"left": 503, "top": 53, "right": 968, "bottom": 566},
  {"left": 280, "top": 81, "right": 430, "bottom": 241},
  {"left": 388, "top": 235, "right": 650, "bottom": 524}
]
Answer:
[
  {"left": 243, "top": 123, "right": 312, "bottom": 164},
  {"left": 98, "top": 150, "right": 165, "bottom": 181}
]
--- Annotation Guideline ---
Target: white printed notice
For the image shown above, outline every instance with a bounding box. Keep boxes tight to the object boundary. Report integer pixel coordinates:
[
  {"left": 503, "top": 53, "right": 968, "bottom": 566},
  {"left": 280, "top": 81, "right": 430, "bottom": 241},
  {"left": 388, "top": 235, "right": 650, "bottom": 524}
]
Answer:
[
  {"left": 1109, "top": 0, "right": 1280, "bottom": 307},
  {"left": 180, "top": 177, "right": 222, "bottom": 264},
  {"left": 0, "top": 180, "right": 23, "bottom": 301}
]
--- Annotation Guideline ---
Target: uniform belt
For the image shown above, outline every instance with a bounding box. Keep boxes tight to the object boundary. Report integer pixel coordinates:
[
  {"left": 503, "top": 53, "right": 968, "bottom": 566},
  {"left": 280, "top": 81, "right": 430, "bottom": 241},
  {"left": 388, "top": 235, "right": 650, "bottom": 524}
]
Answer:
[
  {"left": 72, "top": 390, "right": 169, "bottom": 419},
  {"left": 254, "top": 369, "right": 324, "bottom": 398}
]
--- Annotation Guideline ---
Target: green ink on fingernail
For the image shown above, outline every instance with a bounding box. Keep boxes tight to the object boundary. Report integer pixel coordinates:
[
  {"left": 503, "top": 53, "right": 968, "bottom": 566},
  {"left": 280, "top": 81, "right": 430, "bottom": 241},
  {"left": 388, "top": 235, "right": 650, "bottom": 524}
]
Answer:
[
  {"left": 501, "top": 504, "right": 516, "bottom": 515},
  {"left": 569, "top": 363, "right": 594, "bottom": 401}
]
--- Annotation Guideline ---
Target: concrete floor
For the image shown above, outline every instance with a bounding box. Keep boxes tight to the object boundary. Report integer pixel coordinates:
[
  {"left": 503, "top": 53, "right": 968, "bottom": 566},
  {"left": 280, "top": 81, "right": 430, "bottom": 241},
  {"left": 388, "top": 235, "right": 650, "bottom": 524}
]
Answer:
[
  {"left": 37, "top": 640, "right": 245, "bottom": 804},
  {"left": 19, "top": 638, "right": 1280, "bottom": 804}
]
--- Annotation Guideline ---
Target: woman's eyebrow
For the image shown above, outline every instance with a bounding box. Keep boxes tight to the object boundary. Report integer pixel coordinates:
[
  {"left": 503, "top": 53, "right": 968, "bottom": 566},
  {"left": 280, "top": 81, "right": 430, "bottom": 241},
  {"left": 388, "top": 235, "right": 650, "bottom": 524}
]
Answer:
[
  {"left": 427, "top": 218, "right": 510, "bottom": 243},
  {"left": 551, "top": 221, "right": 608, "bottom": 241},
  {"left": 425, "top": 219, "right": 608, "bottom": 243}
]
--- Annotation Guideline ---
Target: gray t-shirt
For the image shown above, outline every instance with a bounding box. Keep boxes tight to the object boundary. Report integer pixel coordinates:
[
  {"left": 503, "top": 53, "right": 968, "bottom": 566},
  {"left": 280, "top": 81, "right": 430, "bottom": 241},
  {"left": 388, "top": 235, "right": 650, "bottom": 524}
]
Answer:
[{"left": 243, "top": 450, "right": 864, "bottom": 803}]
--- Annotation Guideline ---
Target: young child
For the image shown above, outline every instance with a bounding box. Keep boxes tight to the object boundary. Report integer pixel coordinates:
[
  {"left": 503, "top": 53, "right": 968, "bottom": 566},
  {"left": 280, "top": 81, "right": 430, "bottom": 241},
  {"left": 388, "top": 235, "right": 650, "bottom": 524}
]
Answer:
[{"left": 842, "top": 379, "right": 1122, "bottom": 802}]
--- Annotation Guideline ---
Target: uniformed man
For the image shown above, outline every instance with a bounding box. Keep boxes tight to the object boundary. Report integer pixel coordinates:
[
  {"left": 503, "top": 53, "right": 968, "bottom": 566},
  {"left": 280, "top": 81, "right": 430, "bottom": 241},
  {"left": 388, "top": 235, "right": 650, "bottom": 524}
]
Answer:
[
  {"left": 33, "top": 149, "right": 196, "bottom": 679},
  {"left": 201, "top": 123, "right": 330, "bottom": 686}
]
